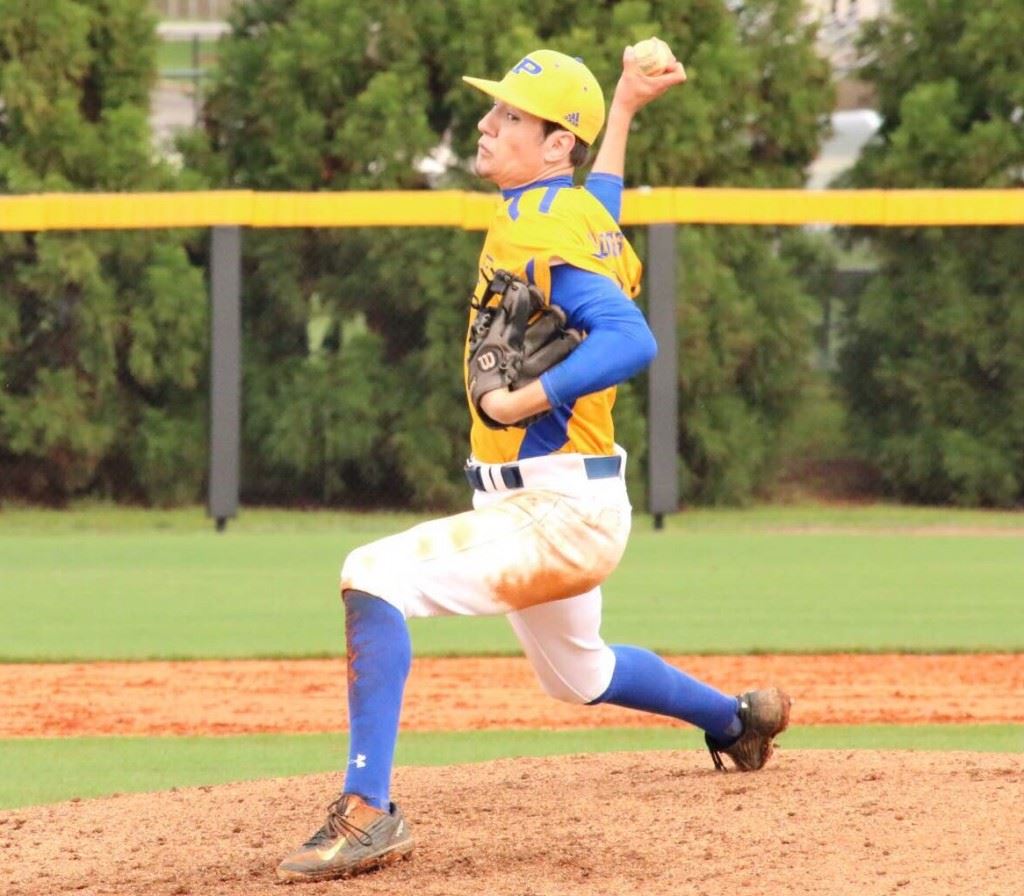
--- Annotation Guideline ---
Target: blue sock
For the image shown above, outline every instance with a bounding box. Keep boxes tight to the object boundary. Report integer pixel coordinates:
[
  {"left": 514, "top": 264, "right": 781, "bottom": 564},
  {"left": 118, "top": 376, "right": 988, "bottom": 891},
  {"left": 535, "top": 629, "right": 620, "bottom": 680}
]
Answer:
[
  {"left": 591, "top": 645, "right": 741, "bottom": 741},
  {"left": 342, "top": 590, "right": 411, "bottom": 810}
]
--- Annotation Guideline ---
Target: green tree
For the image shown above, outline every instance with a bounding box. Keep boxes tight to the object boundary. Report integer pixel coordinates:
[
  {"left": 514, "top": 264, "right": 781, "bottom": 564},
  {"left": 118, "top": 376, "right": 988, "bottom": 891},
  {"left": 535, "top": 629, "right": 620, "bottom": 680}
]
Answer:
[
  {"left": 838, "top": 0, "right": 1024, "bottom": 505},
  {"left": 185, "top": 0, "right": 832, "bottom": 508},
  {"left": 0, "top": 0, "right": 207, "bottom": 504}
]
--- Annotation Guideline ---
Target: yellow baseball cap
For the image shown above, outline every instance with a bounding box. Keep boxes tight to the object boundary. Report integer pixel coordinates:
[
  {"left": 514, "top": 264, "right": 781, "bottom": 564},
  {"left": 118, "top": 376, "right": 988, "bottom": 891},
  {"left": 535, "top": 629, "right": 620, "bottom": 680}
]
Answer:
[{"left": 463, "top": 49, "right": 605, "bottom": 145}]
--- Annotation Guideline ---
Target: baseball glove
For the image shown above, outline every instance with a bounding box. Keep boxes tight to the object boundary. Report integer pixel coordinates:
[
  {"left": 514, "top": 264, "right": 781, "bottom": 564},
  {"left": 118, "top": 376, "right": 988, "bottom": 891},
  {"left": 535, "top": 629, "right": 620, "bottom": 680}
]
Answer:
[{"left": 467, "top": 270, "right": 582, "bottom": 429}]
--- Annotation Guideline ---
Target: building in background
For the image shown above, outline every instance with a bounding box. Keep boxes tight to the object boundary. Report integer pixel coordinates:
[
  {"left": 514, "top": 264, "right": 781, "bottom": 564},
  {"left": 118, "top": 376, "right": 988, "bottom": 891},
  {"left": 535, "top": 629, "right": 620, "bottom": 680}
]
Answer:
[
  {"left": 153, "top": 0, "right": 235, "bottom": 19},
  {"left": 804, "top": 0, "right": 891, "bottom": 107},
  {"left": 800, "top": 0, "right": 888, "bottom": 187}
]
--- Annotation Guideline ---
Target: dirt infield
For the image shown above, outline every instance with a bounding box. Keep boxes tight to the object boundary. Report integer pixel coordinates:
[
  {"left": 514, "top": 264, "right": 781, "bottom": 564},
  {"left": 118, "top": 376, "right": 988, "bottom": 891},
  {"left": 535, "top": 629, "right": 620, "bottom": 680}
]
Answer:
[
  {"left": 2, "top": 653, "right": 1022, "bottom": 737},
  {"left": 2, "top": 655, "right": 1022, "bottom": 895},
  {"left": 2, "top": 750, "right": 1022, "bottom": 896}
]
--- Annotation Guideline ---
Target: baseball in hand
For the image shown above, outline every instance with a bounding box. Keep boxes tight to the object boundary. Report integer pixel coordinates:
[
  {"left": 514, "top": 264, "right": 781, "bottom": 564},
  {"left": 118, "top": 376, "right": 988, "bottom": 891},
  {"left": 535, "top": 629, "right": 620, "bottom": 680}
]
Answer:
[{"left": 632, "top": 37, "right": 675, "bottom": 75}]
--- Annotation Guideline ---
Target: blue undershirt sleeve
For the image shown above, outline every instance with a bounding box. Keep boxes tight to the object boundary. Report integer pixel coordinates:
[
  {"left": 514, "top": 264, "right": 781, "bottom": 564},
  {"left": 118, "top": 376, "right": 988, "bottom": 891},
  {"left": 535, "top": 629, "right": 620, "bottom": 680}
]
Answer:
[
  {"left": 539, "top": 265, "right": 657, "bottom": 408},
  {"left": 583, "top": 173, "right": 624, "bottom": 222}
]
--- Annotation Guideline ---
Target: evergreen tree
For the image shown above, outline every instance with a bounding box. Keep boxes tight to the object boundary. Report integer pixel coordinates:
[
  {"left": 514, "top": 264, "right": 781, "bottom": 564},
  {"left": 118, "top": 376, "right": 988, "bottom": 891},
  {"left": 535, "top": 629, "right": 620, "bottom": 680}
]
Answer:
[
  {"left": 0, "top": 0, "right": 207, "bottom": 504},
  {"left": 838, "top": 0, "right": 1024, "bottom": 505}
]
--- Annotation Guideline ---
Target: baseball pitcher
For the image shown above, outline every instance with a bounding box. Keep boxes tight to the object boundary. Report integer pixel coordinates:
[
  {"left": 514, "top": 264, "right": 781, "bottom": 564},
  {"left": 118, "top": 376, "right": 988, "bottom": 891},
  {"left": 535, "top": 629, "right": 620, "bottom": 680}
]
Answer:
[{"left": 277, "top": 43, "right": 791, "bottom": 883}]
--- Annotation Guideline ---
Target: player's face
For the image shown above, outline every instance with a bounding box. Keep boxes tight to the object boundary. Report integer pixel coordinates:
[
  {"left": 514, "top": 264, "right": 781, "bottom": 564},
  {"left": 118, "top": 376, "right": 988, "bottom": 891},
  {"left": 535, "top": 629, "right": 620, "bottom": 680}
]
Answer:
[{"left": 474, "top": 101, "right": 554, "bottom": 189}]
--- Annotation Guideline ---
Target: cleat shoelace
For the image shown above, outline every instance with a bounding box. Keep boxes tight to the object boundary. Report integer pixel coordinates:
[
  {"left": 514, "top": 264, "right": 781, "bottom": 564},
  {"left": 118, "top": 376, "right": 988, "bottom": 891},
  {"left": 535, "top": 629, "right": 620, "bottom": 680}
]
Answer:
[
  {"left": 707, "top": 696, "right": 749, "bottom": 771},
  {"left": 708, "top": 745, "right": 727, "bottom": 771},
  {"left": 305, "top": 796, "right": 375, "bottom": 849}
]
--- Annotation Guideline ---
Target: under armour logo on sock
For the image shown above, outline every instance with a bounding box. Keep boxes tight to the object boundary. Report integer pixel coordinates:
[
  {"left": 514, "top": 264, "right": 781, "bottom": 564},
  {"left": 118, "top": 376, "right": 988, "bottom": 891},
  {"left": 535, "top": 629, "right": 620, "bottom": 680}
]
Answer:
[{"left": 349, "top": 754, "right": 367, "bottom": 768}]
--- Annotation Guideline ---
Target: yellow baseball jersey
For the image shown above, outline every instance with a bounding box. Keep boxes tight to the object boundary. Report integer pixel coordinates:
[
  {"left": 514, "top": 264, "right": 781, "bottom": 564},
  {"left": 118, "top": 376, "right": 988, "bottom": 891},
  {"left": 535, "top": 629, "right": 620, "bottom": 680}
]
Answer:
[{"left": 466, "top": 179, "right": 643, "bottom": 464}]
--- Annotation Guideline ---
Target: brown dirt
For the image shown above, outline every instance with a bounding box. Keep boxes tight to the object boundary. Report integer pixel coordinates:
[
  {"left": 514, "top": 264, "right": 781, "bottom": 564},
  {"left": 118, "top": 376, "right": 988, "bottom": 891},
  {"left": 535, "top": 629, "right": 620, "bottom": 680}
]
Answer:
[
  {"left": 2, "top": 655, "right": 1022, "bottom": 895},
  {"left": 2, "top": 751, "right": 1022, "bottom": 896},
  {"left": 2, "top": 654, "right": 1022, "bottom": 738}
]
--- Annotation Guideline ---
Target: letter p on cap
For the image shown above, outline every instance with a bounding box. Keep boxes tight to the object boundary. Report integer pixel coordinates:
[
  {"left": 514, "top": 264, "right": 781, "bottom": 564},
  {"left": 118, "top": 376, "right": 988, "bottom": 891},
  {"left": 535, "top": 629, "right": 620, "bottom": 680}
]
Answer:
[{"left": 511, "top": 56, "right": 543, "bottom": 76}]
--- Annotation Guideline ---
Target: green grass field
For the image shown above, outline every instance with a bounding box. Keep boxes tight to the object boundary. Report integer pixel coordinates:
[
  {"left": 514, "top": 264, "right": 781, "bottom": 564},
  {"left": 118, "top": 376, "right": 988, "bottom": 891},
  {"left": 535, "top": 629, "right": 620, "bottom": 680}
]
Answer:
[
  {"left": 1, "top": 503, "right": 1022, "bottom": 809},
  {"left": 2, "top": 504, "right": 1022, "bottom": 660},
  {"left": 2, "top": 726, "right": 1022, "bottom": 810}
]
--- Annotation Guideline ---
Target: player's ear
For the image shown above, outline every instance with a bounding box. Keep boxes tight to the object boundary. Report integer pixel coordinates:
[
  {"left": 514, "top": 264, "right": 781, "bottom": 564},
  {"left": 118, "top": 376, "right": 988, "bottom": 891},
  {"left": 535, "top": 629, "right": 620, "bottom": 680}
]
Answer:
[{"left": 543, "top": 129, "right": 577, "bottom": 164}]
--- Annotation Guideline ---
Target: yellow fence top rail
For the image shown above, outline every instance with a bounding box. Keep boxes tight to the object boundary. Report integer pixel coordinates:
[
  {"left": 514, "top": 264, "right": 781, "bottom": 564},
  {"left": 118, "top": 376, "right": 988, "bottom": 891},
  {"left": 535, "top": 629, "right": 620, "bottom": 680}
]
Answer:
[{"left": 0, "top": 188, "right": 1021, "bottom": 231}]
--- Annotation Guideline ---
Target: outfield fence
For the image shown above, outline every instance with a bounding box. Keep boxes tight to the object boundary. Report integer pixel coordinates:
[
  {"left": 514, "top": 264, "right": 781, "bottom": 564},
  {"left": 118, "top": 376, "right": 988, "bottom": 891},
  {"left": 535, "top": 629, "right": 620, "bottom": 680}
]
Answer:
[
  {"left": 2, "top": 188, "right": 1020, "bottom": 231},
  {"left": 1, "top": 188, "right": 1020, "bottom": 526}
]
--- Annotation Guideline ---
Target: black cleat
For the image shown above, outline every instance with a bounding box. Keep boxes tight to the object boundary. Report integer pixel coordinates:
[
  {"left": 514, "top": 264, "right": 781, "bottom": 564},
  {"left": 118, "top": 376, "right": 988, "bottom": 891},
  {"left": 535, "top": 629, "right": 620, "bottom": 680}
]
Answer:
[{"left": 706, "top": 687, "right": 792, "bottom": 771}]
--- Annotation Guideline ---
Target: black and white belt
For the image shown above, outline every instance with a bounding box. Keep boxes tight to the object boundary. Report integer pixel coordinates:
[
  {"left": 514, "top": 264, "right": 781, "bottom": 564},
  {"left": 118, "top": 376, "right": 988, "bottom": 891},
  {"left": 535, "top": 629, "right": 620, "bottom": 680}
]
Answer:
[{"left": 464, "top": 455, "right": 622, "bottom": 492}]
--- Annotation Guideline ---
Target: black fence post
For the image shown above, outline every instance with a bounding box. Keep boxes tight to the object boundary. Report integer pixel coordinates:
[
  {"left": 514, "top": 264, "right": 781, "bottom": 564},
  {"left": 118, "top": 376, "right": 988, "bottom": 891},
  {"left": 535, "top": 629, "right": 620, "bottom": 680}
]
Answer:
[
  {"left": 646, "top": 223, "right": 679, "bottom": 530},
  {"left": 208, "top": 225, "right": 242, "bottom": 531}
]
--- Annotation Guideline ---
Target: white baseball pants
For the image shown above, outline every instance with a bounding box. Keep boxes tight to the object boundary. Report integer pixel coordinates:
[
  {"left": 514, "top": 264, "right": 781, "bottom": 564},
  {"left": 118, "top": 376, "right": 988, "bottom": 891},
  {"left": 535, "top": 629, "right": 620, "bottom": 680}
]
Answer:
[{"left": 340, "top": 451, "right": 632, "bottom": 703}]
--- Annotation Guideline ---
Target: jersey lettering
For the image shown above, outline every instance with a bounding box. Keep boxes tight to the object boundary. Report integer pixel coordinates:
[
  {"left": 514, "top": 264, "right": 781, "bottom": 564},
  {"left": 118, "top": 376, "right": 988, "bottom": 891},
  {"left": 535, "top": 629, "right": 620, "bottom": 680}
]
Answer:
[{"left": 591, "top": 230, "right": 625, "bottom": 259}]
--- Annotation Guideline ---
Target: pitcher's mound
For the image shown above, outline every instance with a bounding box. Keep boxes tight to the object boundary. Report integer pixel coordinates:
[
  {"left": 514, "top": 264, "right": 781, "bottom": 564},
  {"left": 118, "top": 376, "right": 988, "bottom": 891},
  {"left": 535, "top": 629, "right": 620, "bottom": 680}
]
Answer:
[{"left": 2, "top": 750, "right": 1020, "bottom": 896}]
